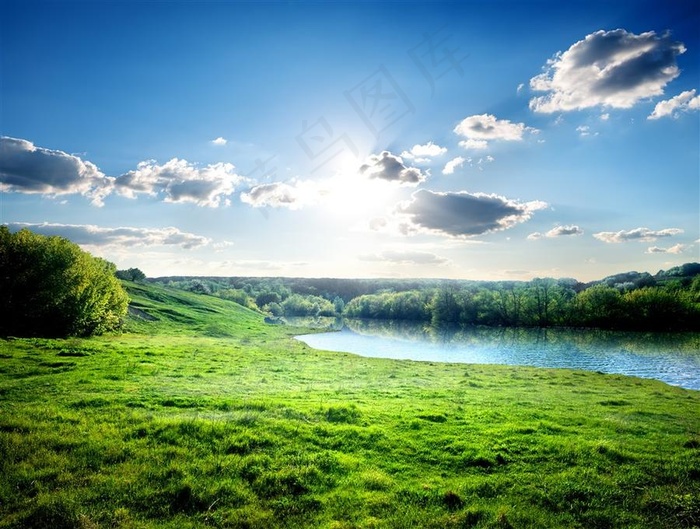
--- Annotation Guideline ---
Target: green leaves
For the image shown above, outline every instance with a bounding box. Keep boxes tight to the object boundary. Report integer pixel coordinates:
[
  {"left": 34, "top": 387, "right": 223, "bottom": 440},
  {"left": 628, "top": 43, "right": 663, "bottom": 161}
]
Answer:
[{"left": 0, "top": 227, "right": 128, "bottom": 337}]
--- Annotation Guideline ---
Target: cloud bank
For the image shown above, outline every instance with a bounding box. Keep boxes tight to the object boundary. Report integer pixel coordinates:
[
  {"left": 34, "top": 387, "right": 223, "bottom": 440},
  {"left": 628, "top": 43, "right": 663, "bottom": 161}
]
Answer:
[
  {"left": 359, "top": 151, "right": 427, "bottom": 186},
  {"left": 646, "top": 244, "right": 686, "bottom": 254},
  {"left": 359, "top": 249, "right": 449, "bottom": 265},
  {"left": 0, "top": 136, "right": 246, "bottom": 208},
  {"left": 4, "top": 222, "right": 212, "bottom": 249},
  {"left": 115, "top": 158, "right": 243, "bottom": 207},
  {"left": 0, "top": 137, "right": 113, "bottom": 206},
  {"left": 593, "top": 227, "right": 683, "bottom": 243},
  {"left": 396, "top": 189, "right": 547, "bottom": 238},
  {"left": 529, "top": 29, "right": 686, "bottom": 113}
]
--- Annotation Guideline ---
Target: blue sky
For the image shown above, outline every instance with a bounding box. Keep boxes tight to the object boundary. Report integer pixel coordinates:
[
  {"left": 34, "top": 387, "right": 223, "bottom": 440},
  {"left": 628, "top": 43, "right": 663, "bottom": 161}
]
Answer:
[{"left": 1, "top": 0, "right": 698, "bottom": 281}]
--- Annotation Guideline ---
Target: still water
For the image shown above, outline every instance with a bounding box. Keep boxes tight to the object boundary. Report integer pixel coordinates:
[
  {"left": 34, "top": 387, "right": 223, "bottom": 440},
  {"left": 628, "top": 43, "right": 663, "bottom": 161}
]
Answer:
[{"left": 295, "top": 319, "right": 700, "bottom": 390}]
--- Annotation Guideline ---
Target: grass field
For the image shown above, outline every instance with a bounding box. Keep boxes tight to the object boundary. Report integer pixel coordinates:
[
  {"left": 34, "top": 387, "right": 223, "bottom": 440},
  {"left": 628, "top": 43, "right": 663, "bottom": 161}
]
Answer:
[{"left": 1, "top": 281, "right": 699, "bottom": 528}]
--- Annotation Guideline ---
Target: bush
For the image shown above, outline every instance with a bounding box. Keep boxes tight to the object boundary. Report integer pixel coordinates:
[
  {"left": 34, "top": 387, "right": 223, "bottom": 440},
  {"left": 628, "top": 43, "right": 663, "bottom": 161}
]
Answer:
[
  {"left": 0, "top": 227, "right": 129, "bottom": 337},
  {"left": 116, "top": 267, "right": 146, "bottom": 281}
]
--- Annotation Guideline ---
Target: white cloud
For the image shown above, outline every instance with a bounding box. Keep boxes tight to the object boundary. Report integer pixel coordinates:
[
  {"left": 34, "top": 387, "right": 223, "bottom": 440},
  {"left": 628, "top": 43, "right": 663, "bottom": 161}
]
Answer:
[
  {"left": 0, "top": 136, "right": 114, "bottom": 206},
  {"left": 400, "top": 141, "right": 447, "bottom": 163},
  {"left": 648, "top": 89, "right": 700, "bottom": 120},
  {"left": 455, "top": 114, "right": 529, "bottom": 141},
  {"left": 528, "top": 225, "right": 584, "bottom": 240},
  {"left": 458, "top": 139, "right": 489, "bottom": 150},
  {"left": 529, "top": 29, "right": 686, "bottom": 113},
  {"left": 369, "top": 217, "right": 388, "bottom": 231},
  {"left": 359, "top": 249, "right": 449, "bottom": 265},
  {"left": 211, "top": 137, "right": 228, "bottom": 146},
  {"left": 593, "top": 227, "right": 683, "bottom": 243},
  {"left": 396, "top": 189, "right": 547, "bottom": 239},
  {"left": 115, "top": 158, "right": 243, "bottom": 207},
  {"left": 214, "top": 259, "right": 310, "bottom": 273},
  {"left": 646, "top": 244, "right": 687, "bottom": 254},
  {"left": 359, "top": 151, "right": 427, "bottom": 186},
  {"left": 442, "top": 156, "right": 466, "bottom": 175},
  {"left": 4, "top": 222, "right": 212, "bottom": 249},
  {"left": 576, "top": 125, "right": 598, "bottom": 137},
  {"left": 454, "top": 114, "right": 536, "bottom": 150},
  {"left": 600, "top": 113, "right": 610, "bottom": 121},
  {"left": 240, "top": 179, "right": 323, "bottom": 210}
]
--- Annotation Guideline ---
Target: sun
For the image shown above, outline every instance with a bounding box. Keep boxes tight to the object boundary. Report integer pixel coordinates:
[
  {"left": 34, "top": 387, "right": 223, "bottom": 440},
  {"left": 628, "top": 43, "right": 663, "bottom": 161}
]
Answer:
[{"left": 320, "top": 169, "right": 401, "bottom": 222}]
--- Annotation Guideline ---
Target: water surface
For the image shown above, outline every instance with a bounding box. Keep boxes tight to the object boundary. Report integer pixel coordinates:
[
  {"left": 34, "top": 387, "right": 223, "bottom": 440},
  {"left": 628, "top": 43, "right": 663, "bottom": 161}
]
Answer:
[{"left": 296, "top": 320, "right": 700, "bottom": 390}]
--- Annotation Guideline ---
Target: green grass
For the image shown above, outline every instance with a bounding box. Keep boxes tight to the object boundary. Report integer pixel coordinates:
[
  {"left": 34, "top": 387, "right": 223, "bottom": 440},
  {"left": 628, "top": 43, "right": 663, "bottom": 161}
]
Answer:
[{"left": 0, "top": 281, "right": 698, "bottom": 528}]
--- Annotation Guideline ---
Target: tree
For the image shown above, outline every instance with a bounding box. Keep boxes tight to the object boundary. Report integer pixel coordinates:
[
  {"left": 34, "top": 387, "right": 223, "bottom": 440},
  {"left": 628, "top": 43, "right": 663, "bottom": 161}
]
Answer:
[
  {"left": 430, "top": 288, "right": 461, "bottom": 325},
  {"left": 116, "top": 267, "right": 146, "bottom": 282},
  {"left": 571, "top": 285, "right": 623, "bottom": 328},
  {"left": 622, "top": 287, "right": 699, "bottom": 331},
  {"left": 0, "top": 227, "right": 129, "bottom": 337},
  {"left": 495, "top": 283, "right": 524, "bottom": 326},
  {"left": 256, "top": 291, "right": 281, "bottom": 308}
]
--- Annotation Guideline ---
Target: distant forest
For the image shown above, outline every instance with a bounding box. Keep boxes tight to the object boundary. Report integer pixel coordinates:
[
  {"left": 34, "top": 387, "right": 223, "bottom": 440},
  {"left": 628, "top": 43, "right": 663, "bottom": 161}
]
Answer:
[{"left": 149, "top": 263, "right": 700, "bottom": 332}]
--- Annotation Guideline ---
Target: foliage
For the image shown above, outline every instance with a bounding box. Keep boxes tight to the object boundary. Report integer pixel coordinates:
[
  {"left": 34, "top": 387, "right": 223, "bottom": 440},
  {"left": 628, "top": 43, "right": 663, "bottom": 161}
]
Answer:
[
  {"left": 0, "top": 280, "right": 698, "bottom": 528},
  {"left": 115, "top": 267, "right": 146, "bottom": 282},
  {"left": 153, "top": 264, "right": 700, "bottom": 331},
  {"left": 0, "top": 227, "right": 129, "bottom": 337},
  {"left": 216, "top": 288, "right": 258, "bottom": 311},
  {"left": 343, "top": 278, "right": 699, "bottom": 331},
  {"left": 345, "top": 290, "right": 431, "bottom": 320},
  {"left": 281, "top": 294, "right": 335, "bottom": 317}
]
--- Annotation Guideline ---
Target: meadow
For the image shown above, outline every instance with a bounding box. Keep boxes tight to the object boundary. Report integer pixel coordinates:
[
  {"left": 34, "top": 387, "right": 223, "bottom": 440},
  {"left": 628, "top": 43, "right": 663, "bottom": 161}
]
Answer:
[{"left": 1, "top": 281, "right": 698, "bottom": 528}]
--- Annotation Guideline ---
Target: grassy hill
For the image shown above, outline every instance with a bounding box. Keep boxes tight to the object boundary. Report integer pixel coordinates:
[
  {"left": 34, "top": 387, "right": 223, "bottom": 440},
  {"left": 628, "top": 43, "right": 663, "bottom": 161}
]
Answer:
[
  {"left": 0, "top": 281, "right": 698, "bottom": 528},
  {"left": 122, "top": 280, "right": 265, "bottom": 337}
]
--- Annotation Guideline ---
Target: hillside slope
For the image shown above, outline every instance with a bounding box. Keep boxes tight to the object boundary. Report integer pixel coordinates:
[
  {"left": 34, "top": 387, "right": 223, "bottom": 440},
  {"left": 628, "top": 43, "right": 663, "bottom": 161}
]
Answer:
[{"left": 122, "top": 280, "right": 265, "bottom": 337}]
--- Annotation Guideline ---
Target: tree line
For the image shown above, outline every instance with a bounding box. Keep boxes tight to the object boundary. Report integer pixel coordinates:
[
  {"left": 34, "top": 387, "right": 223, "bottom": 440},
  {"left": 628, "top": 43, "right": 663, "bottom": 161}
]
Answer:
[
  {"left": 154, "top": 264, "right": 700, "bottom": 331},
  {"left": 5, "top": 225, "right": 696, "bottom": 336},
  {"left": 344, "top": 279, "right": 700, "bottom": 331}
]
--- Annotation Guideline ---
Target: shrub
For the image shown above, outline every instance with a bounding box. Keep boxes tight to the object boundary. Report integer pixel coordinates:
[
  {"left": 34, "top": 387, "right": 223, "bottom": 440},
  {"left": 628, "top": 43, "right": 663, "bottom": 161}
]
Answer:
[{"left": 0, "top": 227, "right": 129, "bottom": 337}]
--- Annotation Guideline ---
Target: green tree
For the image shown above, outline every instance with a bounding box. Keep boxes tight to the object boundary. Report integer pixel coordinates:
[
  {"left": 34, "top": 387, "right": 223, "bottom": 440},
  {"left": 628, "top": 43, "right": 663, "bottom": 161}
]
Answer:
[
  {"left": 571, "top": 285, "right": 624, "bottom": 328},
  {"left": 622, "top": 287, "right": 699, "bottom": 331},
  {"left": 217, "top": 288, "right": 257, "bottom": 310},
  {"left": 494, "top": 283, "right": 524, "bottom": 326},
  {"left": 116, "top": 267, "right": 146, "bottom": 282},
  {"left": 0, "top": 227, "right": 129, "bottom": 337},
  {"left": 264, "top": 301, "right": 284, "bottom": 317},
  {"left": 430, "top": 288, "right": 461, "bottom": 325},
  {"left": 256, "top": 291, "right": 281, "bottom": 308},
  {"left": 522, "top": 278, "right": 574, "bottom": 327},
  {"left": 281, "top": 294, "right": 334, "bottom": 317}
]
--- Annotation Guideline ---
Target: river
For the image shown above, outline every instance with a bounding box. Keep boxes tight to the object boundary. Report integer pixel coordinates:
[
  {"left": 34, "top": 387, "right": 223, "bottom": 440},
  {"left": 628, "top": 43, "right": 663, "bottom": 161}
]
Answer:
[{"left": 295, "top": 319, "right": 700, "bottom": 390}]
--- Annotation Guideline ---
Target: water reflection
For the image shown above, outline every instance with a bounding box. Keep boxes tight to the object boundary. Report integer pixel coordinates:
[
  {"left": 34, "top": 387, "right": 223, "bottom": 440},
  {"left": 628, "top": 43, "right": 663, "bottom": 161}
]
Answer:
[{"left": 295, "top": 319, "right": 700, "bottom": 390}]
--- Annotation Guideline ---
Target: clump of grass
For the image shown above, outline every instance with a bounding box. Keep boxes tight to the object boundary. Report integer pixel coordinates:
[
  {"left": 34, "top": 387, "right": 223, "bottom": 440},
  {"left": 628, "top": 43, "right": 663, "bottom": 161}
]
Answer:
[
  {"left": 325, "top": 405, "right": 361, "bottom": 424},
  {"left": 18, "top": 495, "right": 81, "bottom": 529},
  {"left": 417, "top": 413, "right": 447, "bottom": 423}
]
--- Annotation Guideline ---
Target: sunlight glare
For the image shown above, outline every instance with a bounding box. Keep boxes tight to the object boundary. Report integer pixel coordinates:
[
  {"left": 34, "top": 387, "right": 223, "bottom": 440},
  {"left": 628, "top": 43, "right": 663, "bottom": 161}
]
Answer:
[{"left": 321, "top": 169, "right": 400, "bottom": 221}]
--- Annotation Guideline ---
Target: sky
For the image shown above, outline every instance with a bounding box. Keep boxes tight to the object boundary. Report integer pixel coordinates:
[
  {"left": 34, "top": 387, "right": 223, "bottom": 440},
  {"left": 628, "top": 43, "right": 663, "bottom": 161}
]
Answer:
[{"left": 1, "top": 0, "right": 699, "bottom": 282}]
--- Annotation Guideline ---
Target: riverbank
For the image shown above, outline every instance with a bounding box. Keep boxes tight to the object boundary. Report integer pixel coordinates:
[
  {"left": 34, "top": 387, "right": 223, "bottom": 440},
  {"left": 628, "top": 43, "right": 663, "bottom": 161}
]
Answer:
[{"left": 1, "top": 282, "right": 698, "bottom": 528}]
